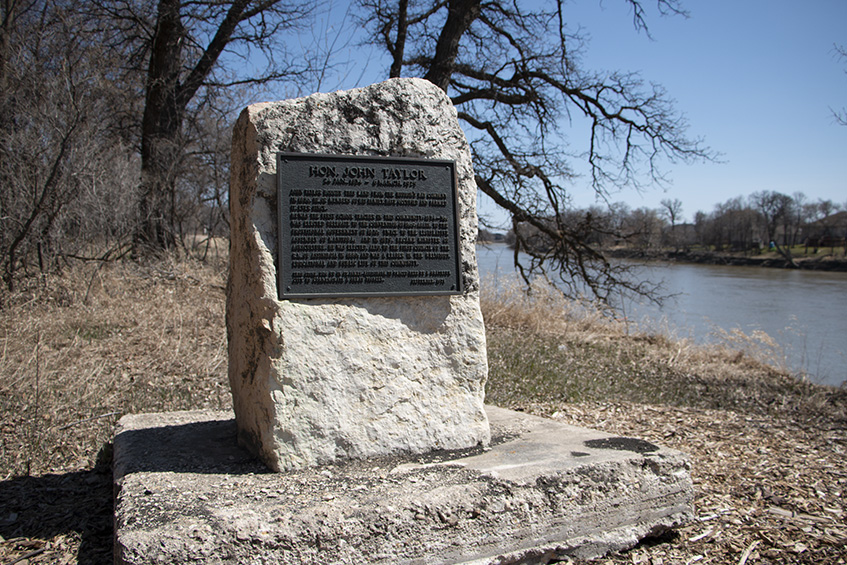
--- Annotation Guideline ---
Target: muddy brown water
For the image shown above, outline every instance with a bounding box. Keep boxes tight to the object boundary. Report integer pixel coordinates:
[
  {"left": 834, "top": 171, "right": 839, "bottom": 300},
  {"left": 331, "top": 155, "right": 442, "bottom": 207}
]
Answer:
[{"left": 477, "top": 243, "right": 847, "bottom": 387}]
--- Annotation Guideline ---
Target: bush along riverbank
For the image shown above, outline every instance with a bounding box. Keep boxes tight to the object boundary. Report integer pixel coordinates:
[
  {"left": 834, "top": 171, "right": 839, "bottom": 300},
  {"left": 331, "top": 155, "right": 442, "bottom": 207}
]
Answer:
[
  {"left": 606, "top": 247, "right": 847, "bottom": 271},
  {"left": 0, "top": 259, "right": 845, "bottom": 564}
]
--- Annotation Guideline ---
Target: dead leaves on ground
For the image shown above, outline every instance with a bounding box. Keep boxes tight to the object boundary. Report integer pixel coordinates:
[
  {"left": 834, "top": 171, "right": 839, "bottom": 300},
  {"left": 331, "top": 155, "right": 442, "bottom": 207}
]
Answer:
[{"left": 526, "top": 401, "right": 847, "bottom": 564}]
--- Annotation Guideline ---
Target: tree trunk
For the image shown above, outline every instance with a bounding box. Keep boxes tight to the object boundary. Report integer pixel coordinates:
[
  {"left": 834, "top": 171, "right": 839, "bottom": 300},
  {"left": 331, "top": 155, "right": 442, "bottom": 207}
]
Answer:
[
  {"left": 389, "top": 0, "right": 408, "bottom": 78},
  {"left": 423, "top": 0, "right": 480, "bottom": 91},
  {"left": 134, "top": 0, "right": 251, "bottom": 256},
  {"left": 135, "top": 0, "right": 185, "bottom": 254}
]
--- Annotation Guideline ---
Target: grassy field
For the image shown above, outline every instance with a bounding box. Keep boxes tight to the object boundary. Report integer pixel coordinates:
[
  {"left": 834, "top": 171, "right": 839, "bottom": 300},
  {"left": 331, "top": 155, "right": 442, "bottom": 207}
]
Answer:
[{"left": 1, "top": 257, "right": 845, "bottom": 564}]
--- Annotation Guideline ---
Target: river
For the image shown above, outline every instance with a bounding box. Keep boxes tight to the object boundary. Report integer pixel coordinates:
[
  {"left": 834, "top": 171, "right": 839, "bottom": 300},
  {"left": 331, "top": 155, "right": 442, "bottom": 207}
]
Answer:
[{"left": 476, "top": 243, "right": 847, "bottom": 387}]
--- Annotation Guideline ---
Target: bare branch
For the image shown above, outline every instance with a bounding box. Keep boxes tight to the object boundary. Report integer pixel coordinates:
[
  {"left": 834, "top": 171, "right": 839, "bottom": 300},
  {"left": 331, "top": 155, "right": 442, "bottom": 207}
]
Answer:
[{"left": 358, "top": 0, "right": 710, "bottom": 305}]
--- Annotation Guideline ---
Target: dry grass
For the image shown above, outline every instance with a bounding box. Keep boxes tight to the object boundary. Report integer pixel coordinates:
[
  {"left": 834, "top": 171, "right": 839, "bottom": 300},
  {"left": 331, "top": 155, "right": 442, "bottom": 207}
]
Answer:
[
  {"left": 0, "top": 255, "right": 231, "bottom": 478},
  {"left": 482, "top": 278, "right": 846, "bottom": 426},
  {"left": 1, "top": 261, "right": 845, "bottom": 564}
]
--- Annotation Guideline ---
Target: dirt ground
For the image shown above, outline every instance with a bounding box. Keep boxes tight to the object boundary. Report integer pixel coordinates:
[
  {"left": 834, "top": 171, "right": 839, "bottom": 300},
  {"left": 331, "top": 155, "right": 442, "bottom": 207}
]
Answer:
[
  {"left": 543, "top": 400, "right": 847, "bottom": 564},
  {"left": 2, "top": 397, "right": 845, "bottom": 564},
  {"left": 1, "top": 261, "right": 845, "bottom": 564}
]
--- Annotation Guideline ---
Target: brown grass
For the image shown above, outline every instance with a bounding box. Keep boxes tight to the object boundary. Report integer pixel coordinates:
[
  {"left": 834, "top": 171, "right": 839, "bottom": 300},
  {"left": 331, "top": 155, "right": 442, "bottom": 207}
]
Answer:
[
  {"left": 0, "top": 260, "right": 845, "bottom": 564},
  {"left": 481, "top": 278, "right": 846, "bottom": 427},
  {"left": 0, "top": 255, "right": 231, "bottom": 478}
]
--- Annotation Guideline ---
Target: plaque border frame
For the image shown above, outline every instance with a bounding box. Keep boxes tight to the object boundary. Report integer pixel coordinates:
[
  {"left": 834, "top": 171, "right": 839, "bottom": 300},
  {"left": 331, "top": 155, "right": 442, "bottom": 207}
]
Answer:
[{"left": 276, "top": 152, "right": 464, "bottom": 299}]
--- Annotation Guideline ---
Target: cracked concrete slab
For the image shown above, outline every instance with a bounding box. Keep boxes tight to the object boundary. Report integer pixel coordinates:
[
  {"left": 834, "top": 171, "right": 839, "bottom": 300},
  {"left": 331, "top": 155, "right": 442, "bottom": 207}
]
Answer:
[{"left": 113, "top": 405, "right": 692, "bottom": 564}]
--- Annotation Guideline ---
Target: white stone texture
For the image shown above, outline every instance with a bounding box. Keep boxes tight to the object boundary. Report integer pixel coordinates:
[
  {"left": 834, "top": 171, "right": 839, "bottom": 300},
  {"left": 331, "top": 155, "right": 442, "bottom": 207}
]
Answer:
[
  {"left": 227, "top": 78, "right": 490, "bottom": 472},
  {"left": 113, "top": 408, "right": 694, "bottom": 565}
]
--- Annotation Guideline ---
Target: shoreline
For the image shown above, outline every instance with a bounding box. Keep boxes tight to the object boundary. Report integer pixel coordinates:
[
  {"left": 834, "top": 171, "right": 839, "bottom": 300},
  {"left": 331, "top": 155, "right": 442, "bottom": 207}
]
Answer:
[
  {"left": 602, "top": 248, "right": 847, "bottom": 271},
  {"left": 477, "top": 241, "right": 847, "bottom": 388},
  {"left": 476, "top": 240, "right": 847, "bottom": 272}
]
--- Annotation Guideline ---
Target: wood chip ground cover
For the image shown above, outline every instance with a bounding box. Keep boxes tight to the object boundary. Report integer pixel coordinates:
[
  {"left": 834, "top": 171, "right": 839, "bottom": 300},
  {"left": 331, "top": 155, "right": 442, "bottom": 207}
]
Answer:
[
  {"left": 526, "top": 401, "right": 847, "bottom": 564},
  {"left": 1, "top": 261, "right": 845, "bottom": 564}
]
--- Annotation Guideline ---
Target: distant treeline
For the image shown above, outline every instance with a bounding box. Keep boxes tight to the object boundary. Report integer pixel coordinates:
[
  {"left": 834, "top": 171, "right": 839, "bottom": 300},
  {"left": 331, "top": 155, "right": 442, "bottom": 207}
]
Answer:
[{"left": 480, "top": 192, "right": 847, "bottom": 259}]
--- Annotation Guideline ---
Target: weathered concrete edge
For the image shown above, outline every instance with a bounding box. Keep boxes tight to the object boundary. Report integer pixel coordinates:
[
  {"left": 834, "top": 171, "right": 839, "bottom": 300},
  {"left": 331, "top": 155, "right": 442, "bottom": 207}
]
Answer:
[{"left": 113, "top": 406, "right": 693, "bottom": 565}]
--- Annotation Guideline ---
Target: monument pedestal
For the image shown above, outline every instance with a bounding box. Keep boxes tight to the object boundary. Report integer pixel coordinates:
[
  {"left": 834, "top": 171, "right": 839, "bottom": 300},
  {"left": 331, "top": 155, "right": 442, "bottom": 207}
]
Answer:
[{"left": 113, "top": 406, "right": 692, "bottom": 565}]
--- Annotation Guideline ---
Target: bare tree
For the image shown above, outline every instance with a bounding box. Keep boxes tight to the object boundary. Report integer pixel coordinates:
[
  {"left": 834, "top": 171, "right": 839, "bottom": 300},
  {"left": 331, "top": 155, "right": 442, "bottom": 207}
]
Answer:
[
  {"left": 176, "top": 87, "right": 242, "bottom": 255},
  {"left": 660, "top": 197, "right": 683, "bottom": 250},
  {"left": 86, "top": 0, "right": 312, "bottom": 255},
  {"left": 660, "top": 198, "right": 683, "bottom": 230},
  {"left": 142, "top": 0, "right": 315, "bottom": 254},
  {"left": 0, "top": 1, "right": 134, "bottom": 291},
  {"left": 360, "top": 0, "right": 711, "bottom": 304},
  {"left": 749, "top": 190, "right": 796, "bottom": 266}
]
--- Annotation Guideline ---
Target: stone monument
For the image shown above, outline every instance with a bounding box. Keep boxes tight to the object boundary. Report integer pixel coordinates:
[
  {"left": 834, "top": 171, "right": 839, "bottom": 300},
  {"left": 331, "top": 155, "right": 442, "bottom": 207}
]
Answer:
[
  {"left": 113, "top": 79, "right": 694, "bottom": 564},
  {"left": 227, "top": 78, "right": 490, "bottom": 471}
]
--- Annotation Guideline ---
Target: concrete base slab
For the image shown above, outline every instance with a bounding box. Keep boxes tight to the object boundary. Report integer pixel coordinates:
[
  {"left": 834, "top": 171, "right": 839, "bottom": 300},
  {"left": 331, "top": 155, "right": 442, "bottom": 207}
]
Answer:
[{"left": 113, "top": 406, "right": 693, "bottom": 565}]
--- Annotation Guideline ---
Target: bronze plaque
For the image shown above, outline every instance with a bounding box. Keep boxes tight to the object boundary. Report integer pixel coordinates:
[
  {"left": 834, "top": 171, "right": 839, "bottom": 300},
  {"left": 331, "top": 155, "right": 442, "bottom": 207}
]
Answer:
[{"left": 277, "top": 153, "right": 462, "bottom": 298}]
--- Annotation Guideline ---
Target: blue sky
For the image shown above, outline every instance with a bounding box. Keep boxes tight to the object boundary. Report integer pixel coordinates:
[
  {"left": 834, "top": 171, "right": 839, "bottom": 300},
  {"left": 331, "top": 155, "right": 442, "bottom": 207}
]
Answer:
[
  {"left": 284, "top": 0, "right": 847, "bottom": 227},
  {"left": 562, "top": 0, "right": 847, "bottom": 222}
]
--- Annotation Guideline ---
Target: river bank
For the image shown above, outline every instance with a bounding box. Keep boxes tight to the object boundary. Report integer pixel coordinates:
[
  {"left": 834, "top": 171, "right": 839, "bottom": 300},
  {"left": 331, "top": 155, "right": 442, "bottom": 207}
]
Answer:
[
  {"left": 478, "top": 243, "right": 847, "bottom": 387},
  {"left": 1, "top": 258, "right": 845, "bottom": 564},
  {"left": 482, "top": 280, "right": 847, "bottom": 564},
  {"left": 606, "top": 247, "right": 847, "bottom": 271}
]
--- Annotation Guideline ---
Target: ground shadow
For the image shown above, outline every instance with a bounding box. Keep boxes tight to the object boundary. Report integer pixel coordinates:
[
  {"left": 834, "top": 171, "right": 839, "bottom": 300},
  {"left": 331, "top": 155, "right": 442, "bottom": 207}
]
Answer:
[
  {"left": 1, "top": 418, "right": 268, "bottom": 565},
  {"left": 0, "top": 464, "right": 113, "bottom": 564},
  {"left": 113, "top": 418, "right": 269, "bottom": 477}
]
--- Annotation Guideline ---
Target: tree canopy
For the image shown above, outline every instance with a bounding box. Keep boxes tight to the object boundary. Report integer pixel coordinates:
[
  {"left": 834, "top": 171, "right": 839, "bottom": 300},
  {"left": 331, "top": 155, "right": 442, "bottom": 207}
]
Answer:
[
  {"left": 2, "top": 0, "right": 717, "bottom": 303},
  {"left": 359, "top": 0, "right": 712, "bottom": 302}
]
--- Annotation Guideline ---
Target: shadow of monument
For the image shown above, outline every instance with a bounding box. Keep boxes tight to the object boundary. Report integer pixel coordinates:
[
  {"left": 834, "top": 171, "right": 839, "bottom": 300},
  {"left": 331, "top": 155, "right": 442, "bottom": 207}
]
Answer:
[
  {"left": 113, "top": 418, "right": 269, "bottom": 476},
  {"left": 1, "top": 418, "right": 270, "bottom": 564},
  {"left": 0, "top": 464, "right": 113, "bottom": 564}
]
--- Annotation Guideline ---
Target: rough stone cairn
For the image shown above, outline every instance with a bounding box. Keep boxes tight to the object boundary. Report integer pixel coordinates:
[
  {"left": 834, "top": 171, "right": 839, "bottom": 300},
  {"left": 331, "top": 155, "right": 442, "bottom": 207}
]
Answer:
[{"left": 227, "top": 78, "right": 490, "bottom": 471}]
